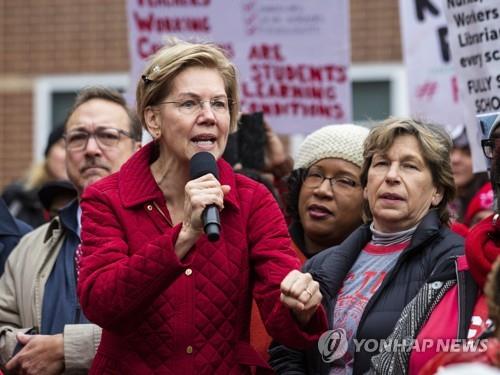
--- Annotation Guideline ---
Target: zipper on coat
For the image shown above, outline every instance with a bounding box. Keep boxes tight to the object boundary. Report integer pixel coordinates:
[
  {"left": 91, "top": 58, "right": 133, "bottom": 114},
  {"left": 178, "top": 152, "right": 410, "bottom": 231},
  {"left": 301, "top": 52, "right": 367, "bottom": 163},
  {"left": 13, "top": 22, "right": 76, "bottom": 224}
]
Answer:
[
  {"left": 455, "top": 258, "right": 462, "bottom": 339},
  {"left": 74, "top": 305, "right": 81, "bottom": 324},
  {"left": 455, "top": 261, "right": 468, "bottom": 339},
  {"left": 356, "top": 233, "right": 440, "bottom": 329},
  {"left": 352, "top": 234, "right": 438, "bottom": 372}
]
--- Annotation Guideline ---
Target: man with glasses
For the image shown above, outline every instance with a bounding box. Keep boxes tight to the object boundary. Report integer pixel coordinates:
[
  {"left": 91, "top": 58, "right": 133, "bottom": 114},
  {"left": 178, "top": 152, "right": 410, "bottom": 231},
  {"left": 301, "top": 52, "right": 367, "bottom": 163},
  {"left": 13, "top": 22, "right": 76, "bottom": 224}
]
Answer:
[
  {"left": 0, "top": 86, "right": 141, "bottom": 374},
  {"left": 481, "top": 114, "right": 500, "bottom": 164},
  {"left": 480, "top": 112, "right": 500, "bottom": 211}
]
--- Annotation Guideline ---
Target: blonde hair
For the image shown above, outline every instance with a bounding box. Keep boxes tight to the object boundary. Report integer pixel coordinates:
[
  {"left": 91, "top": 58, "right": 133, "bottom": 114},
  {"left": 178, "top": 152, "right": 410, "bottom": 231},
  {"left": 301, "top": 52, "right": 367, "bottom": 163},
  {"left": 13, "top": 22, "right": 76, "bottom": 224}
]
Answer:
[
  {"left": 360, "top": 117, "right": 455, "bottom": 224},
  {"left": 136, "top": 39, "right": 240, "bottom": 132},
  {"left": 24, "top": 161, "right": 53, "bottom": 190}
]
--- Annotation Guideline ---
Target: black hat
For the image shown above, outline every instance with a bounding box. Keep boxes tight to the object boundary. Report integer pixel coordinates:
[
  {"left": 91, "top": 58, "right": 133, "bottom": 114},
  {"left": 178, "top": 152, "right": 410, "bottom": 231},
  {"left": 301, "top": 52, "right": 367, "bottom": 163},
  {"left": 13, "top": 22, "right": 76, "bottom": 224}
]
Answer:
[
  {"left": 38, "top": 180, "right": 77, "bottom": 211},
  {"left": 44, "top": 125, "right": 65, "bottom": 157}
]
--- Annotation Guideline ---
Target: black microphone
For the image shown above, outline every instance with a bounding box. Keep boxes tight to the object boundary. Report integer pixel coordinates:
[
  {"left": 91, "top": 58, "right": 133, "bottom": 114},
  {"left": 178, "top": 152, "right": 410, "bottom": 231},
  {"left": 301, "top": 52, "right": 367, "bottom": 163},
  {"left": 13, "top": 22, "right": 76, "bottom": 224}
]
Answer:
[{"left": 189, "top": 152, "right": 221, "bottom": 242}]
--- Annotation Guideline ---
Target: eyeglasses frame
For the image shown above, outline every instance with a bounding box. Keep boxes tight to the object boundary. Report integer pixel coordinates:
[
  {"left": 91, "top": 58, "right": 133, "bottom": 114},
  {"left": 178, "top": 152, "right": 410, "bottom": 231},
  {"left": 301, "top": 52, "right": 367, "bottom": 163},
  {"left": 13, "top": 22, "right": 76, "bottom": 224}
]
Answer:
[
  {"left": 157, "top": 97, "right": 234, "bottom": 115},
  {"left": 302, "top": 170, "right": 359, "bottom": 191},
  {"left": 64, "top": 127, "right": 133, "bottom": 151}
]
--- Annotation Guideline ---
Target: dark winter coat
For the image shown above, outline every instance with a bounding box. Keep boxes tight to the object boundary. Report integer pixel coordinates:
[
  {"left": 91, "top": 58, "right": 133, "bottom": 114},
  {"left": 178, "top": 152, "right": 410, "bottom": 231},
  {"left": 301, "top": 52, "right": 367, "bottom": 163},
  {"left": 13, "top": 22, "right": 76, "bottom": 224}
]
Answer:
[
  {"left": 0, "top": 198, "right": 31, "bottom": 275},
  {"left": 269, "top": 210, "right": 464, "bottom": 374}
]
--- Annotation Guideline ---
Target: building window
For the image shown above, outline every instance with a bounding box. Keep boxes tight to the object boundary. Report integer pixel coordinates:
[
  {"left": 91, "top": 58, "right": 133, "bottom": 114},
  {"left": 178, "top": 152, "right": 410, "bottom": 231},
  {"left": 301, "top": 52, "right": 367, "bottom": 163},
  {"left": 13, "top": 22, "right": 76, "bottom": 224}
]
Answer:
[
  {"left": 353, "top": 80, "right": 391, "bottom": 123},
  {"left": 34, "top": 74, "right": 129, "bottom": 160},
  {"left": 350, "top": 63, "right": 408, "bottom": 124}
]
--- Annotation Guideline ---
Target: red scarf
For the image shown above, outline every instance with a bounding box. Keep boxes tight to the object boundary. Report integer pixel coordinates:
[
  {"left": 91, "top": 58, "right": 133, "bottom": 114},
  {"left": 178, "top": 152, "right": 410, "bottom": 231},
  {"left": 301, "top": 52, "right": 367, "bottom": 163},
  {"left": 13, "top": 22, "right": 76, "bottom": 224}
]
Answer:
[{"left": 465, "top": 214, "right": 500, "bottom": 289}]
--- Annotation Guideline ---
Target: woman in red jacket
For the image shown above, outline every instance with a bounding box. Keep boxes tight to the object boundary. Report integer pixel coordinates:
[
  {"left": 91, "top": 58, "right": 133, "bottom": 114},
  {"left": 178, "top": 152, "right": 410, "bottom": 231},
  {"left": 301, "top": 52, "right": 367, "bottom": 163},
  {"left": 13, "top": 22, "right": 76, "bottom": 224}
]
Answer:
[{"left": 77, "top": 39, "right": 327, "bottom": 374}]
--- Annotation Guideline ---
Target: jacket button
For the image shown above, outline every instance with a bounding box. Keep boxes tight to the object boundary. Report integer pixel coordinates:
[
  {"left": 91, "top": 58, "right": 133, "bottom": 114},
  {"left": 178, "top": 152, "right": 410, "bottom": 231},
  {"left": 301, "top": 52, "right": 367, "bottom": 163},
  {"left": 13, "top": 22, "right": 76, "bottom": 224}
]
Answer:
[
  {"left": 185, "top": 268, "right": 193, "bottom": 276},
  {"left": 186, "top": 345, "right": 193, "bottom": 354},
  {"left": 146, "top": 204, "right": 153, "bottom": 211},
  {"left": 430, "top": 281, "right": 443, "bottom": 289}
]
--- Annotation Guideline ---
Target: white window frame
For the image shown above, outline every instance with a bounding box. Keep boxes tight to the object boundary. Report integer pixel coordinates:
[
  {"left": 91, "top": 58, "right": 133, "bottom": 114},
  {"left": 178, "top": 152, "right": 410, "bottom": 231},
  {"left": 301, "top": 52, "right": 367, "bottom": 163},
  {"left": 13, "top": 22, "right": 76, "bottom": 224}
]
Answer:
[
  {"left": 349, "top": 62, "right": 408, "bottom": 119},
  {"left": 33, "top": 73, "right": 129, "bottom": 161}
]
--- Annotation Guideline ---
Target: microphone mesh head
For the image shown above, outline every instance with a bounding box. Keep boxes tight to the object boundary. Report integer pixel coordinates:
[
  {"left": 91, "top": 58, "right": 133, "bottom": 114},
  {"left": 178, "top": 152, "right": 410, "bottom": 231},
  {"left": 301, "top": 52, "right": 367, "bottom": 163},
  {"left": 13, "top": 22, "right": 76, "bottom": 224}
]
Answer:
[{"left": 189, "top": 152, "right": 219, "bottom": 180}]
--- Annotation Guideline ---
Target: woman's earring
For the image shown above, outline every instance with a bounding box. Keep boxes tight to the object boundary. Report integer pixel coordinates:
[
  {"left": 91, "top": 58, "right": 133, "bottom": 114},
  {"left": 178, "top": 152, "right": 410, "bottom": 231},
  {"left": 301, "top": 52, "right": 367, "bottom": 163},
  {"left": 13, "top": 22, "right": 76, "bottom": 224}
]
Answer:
[
  {"left": 432, "top": 193, "right": 441, "bottom": 206},
  {"left": 151, "top": 130, "right": 160, "bottom": 140}
]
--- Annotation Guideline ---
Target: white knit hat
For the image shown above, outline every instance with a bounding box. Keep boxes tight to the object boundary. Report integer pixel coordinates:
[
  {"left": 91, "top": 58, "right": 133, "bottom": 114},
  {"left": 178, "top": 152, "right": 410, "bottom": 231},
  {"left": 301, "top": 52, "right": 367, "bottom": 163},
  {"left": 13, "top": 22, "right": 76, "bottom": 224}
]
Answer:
[{"left": 294, "top": 124, "right": 369, "bottom": 170}]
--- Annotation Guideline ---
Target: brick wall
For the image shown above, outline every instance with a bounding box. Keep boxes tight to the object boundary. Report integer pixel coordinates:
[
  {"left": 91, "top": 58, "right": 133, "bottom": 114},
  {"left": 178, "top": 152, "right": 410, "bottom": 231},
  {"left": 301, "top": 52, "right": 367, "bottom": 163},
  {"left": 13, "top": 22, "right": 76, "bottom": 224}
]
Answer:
[
  {"left": 0, "top": 92, "right": 32, "bottom": 190},
  {"left": 1, "top": 0, "right": 129, "bottom": 74},
  {"left": 0, "top": 0, "right": 402, "bottom": 190},
  {"left": 0, "top": 0, "right": 129, "bottom": 190},
  {"left": 351, "top": 0, "right": 402, "bottom": 62}
]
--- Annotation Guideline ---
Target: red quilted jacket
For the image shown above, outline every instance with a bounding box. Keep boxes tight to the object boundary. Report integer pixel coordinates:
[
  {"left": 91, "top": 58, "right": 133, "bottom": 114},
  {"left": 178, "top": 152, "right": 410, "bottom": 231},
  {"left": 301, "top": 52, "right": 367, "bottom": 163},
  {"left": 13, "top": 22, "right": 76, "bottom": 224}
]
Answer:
[{"left": 78, "top": 142, "right": 327, "bottom": 374}]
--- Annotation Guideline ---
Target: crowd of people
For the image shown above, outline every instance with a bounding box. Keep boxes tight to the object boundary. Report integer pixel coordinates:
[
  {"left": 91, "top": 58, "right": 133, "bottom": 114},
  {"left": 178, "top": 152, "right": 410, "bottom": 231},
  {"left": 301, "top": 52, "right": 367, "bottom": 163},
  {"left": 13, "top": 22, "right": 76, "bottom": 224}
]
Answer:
[{"left": 0, "top": 39, "right": 499, "bottom": 375}]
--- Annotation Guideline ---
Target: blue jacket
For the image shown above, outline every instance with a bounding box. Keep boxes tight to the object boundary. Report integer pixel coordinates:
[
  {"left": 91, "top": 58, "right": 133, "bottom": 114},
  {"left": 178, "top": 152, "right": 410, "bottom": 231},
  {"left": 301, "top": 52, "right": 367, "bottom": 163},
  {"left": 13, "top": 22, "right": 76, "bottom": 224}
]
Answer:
[
  {"left": 269, "top": 210, "right": 464, "bottom": 375},
  {"left": 0, "top": 198, "right": 31, "bottom": 275}
]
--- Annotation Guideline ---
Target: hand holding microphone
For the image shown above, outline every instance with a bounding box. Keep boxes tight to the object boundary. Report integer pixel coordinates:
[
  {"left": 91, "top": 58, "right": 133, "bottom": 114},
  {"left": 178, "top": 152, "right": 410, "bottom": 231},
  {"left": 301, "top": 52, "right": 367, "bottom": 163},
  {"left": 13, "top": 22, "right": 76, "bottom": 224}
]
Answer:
[
  {"left": 188, "top": 152, "right": 224, "bottom": 241},
  {"left": 185, "top": 152, "right": 232, "bottom": 240},
  {"left": 175, "top": 152, "right": 229, "bottom": 258}
]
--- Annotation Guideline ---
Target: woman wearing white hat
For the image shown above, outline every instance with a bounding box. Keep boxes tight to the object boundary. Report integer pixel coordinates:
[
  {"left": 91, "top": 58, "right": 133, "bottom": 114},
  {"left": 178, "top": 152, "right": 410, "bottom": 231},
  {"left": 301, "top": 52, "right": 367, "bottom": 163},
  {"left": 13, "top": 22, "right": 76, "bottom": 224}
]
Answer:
[
  {"left": 251, "top": 124, "right": 369, "bottom": 367},
  {"left": 288, "top": 124, "right": 369, "bottom": 259}
]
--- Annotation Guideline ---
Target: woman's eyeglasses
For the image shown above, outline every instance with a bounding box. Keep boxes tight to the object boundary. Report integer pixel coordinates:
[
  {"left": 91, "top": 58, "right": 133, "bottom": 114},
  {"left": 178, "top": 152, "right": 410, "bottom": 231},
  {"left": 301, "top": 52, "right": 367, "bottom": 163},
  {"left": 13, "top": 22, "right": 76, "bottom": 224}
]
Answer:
[
  {"left": 158, "top": 98, "right": 233, "bottom": 115},
  {"left": 303, "top": 170, "right": 359, "bottom": 191}
]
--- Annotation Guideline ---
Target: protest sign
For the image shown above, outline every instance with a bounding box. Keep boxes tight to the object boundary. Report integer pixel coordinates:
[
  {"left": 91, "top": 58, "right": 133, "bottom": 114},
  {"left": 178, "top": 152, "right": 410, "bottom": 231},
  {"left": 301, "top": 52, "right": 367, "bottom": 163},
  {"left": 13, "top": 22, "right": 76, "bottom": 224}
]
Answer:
[{"left": 127, "top": 0, "right": 350, "bottom": 134}]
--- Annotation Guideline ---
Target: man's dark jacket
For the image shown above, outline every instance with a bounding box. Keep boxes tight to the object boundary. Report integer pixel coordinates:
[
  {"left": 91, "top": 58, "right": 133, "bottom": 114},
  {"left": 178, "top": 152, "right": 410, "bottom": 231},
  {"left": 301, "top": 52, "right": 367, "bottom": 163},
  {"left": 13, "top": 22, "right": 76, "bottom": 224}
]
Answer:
[{"left": 0, "top": 198, "right": 31, "bottom": 275}]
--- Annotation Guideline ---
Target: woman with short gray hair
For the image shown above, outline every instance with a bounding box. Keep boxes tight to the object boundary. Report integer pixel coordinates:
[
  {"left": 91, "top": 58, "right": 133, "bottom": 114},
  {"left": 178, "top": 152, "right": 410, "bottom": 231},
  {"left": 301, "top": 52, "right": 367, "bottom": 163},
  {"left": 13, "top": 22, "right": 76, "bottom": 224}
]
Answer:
[{"left": 270, "top": 117, "right": 464, "bottom": 374}]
